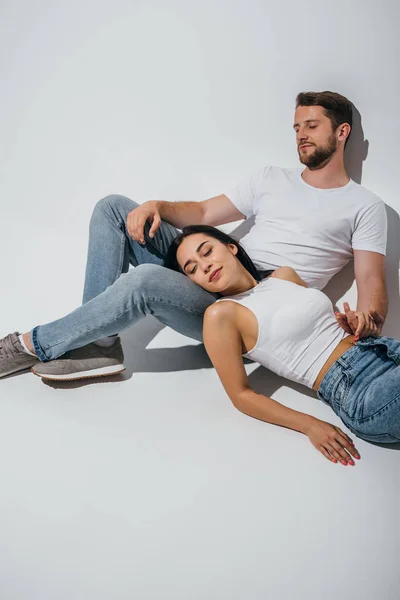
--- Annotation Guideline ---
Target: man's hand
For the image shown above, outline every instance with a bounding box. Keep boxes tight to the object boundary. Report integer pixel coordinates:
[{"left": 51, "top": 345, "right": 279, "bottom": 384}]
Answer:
[
  {"left": 305, "top": 418, "right": 360, "bottom": 465},
  {"left": 127, "top": 201, "right": 161, "bottom": 244},
  {"left": 335, "top": 302, "right": 384, "bottom": 342}
]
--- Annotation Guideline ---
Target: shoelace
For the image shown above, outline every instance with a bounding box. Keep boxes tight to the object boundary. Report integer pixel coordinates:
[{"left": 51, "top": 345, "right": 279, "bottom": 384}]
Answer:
[{"left": 0, "top": 334, "right": 20, "bottom": 359}]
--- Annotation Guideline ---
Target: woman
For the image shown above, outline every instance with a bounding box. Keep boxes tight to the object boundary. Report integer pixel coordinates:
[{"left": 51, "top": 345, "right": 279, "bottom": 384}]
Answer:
[{"left": 164, "top": 225, "right": 400, "bottom": 466}]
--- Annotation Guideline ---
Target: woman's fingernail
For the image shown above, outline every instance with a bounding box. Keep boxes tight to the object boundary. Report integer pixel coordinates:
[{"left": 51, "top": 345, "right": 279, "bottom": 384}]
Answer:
[{"left": 342, "top": 461, "right": 347, "bottom": 466}]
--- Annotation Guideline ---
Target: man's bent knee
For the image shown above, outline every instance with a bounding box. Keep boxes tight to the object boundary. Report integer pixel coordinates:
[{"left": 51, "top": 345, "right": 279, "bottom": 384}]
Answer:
[{"left": 93, "top": 195, "right": 140, "bottom": 218}]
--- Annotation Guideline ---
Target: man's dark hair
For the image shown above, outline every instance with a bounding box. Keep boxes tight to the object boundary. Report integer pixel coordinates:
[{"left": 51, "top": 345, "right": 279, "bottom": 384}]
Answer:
[
  {"left": 164, "top": 224, "right": 273, "bottom": 283},
  {"left": 296, "top": 91, "right": 353, "bottom": 147}
]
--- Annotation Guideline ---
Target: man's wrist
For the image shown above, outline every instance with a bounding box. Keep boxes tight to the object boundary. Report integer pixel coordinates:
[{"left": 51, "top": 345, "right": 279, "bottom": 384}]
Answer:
[{"left": 153, "top": 200, "right": 166, "bottom": 218}]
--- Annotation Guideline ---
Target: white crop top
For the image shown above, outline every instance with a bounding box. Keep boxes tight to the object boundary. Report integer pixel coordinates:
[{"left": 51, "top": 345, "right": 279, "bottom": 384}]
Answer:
[{"left": 217, "top": 277, "right": 348, "bottom": 389}]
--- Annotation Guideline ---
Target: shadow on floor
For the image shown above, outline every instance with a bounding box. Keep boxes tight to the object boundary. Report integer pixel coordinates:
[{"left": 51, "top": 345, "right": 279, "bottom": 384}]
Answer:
[{"left": 41, "top": 313, "right": 314, "bottom": 403}]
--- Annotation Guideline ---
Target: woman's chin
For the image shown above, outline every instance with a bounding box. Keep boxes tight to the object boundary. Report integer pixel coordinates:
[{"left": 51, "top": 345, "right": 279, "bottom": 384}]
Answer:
[{"left": 204, "top": 283, "right": 223, "bottom": 294}]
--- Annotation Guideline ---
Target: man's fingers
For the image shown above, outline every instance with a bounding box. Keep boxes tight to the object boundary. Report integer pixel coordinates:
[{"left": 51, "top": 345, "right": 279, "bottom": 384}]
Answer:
[
  {"left": 132, "top": 215, "right": 148, "bottom": 243},
  {"left": 127, "top": 203, "right": 161, "bottom": 244},
  {"left": 369, "top": 309, "right": 384, "bottom": 326},
  {"left": 149, "top": 213, "right": 161, "bottom": 238},
  {"left": 354, "top": 313, "right": 366, "bottom": 338},
  {"left": 127, "top": 211, "right": 143, "bottom": 241},
  {"left": 369, "top": 315, "right": 379, "bottom": 332},
  {"left": 126, "top": 213, "right": 133, "bottom": 237}
]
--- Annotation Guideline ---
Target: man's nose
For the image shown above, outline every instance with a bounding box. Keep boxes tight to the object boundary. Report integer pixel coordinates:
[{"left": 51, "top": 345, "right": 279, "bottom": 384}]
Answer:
[{"left": 297, "top": 128, "right": 308, "bottom": 144}]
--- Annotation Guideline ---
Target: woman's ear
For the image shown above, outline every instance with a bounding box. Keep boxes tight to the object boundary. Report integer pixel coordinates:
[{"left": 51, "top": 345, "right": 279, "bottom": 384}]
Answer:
[{"left": 229, "top": 243, "right": 238, "bottom": 255}]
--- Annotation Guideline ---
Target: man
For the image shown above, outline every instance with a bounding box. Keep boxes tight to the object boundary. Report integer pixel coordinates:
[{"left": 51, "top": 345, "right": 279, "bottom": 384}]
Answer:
[{"left": 0, "top": 91, "right": 387, "bottom": 381}]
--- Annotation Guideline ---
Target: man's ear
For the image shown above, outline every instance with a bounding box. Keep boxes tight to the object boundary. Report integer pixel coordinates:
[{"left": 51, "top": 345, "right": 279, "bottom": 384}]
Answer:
[{"left": 338, "top": 123, "right": 351, "bottom": 143}]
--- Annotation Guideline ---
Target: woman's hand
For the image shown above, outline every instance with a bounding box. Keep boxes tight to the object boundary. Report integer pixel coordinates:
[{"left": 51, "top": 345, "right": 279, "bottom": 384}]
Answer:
[
  {"left": 305, "top": 418, "right": 361, "bottom": 465},
  {"left": 335, "top": 302, "right": 383, "bottom": 342}
]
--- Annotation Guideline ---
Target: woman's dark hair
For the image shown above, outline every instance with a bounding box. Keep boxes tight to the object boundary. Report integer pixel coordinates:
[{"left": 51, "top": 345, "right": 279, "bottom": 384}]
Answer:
[
  {"left": 163, "top": 224, "right": 273, "bottom": 282},
  {"left": 296, "top": 90, "right": 353, "bottom": 147}
]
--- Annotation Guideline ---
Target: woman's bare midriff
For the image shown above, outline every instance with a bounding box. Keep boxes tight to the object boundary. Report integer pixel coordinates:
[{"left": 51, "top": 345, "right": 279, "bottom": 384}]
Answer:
[{"left": 312, "top": 335, "right": 355, "bottom": 391}]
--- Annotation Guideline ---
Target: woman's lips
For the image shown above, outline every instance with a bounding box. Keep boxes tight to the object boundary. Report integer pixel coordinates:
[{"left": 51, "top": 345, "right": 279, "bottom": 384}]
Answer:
[{"left": 209, "top": 267, "right": 222, "bottom": 282}]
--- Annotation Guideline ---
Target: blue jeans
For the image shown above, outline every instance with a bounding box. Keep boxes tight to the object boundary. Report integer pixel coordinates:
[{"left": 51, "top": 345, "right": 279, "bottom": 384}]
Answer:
[
  {"left": 31, "top": 196, "right": 216, "bottom": 361},
  {"left": 317, "top": 336, "right": 400, "bottom": 443}
]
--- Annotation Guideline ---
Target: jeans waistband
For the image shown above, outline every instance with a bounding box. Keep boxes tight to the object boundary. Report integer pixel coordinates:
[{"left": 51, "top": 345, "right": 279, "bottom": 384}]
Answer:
[{"left": 318, "top": 336, "right": 400, "bottom": 403}]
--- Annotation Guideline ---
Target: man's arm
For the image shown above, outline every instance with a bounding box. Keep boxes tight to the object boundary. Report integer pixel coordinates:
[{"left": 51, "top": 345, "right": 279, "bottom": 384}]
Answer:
[
  {"left": 127, "top": 195, "right": 245, "bottom": 243},
  {"left": 336, "top": 250, "right": 388, "bottom": 338},
  {"left": 354, "top": 250, "right": 388, "bottom": 321}
]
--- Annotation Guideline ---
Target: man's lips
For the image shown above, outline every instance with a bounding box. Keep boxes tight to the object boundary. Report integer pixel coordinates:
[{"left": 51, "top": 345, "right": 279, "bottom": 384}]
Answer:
[
  {"left": 209, "top": 267, "right": 222, "bottom": 282},
  {"left": 299, "top": 143, "right": 314, "bottom": 149}
]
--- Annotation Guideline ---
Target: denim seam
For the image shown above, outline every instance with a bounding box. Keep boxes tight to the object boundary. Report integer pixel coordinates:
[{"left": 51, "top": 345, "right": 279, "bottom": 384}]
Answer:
[
  {"left": 338, "top": 371, "right": 353, "bottom": 411},
  {"left": 107, "top": 204, "right": 128, "bottom": 276},
  {"left": 37, "top": 299, "right": 206, "bottom": 353}
]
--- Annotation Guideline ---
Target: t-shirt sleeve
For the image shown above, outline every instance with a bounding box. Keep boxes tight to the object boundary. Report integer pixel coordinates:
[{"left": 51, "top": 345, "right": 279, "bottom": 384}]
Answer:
[
  {"left": 225, "top": 167, "right": 266, "bottom": 219},
  {"left": 352, "top": 200, "right": 387, "bottom": 255}
]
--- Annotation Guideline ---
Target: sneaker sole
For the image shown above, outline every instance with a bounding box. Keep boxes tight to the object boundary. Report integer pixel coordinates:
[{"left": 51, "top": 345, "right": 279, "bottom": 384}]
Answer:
[{"left": 31, "top": 364, "right": 126, "bottom": 381}]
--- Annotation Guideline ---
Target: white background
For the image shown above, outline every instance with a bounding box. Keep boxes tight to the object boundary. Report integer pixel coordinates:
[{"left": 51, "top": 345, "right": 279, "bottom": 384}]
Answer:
[{"left": 1, "top": 1, "right": 399, "bottom": 599}]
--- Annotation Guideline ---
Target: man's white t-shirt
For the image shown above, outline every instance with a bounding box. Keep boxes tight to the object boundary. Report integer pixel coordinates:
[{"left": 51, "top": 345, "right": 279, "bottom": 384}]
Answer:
[{"left": 226, "top": 166, "right": 387, "bottom": 290}]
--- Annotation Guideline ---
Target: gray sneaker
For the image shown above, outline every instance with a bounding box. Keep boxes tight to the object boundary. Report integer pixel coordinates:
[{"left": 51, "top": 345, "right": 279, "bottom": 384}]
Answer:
[
  {"left": 31, "top": 339, "right": 125, "bottom": 381},
  {"left": 0, "top": 332, "right": 40, "bottom": 378}
]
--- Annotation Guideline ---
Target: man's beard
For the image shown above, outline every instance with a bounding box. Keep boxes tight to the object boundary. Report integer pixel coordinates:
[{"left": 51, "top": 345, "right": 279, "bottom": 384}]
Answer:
[{"left": 298, "top": 133, "right": 337, "bottom": 169}]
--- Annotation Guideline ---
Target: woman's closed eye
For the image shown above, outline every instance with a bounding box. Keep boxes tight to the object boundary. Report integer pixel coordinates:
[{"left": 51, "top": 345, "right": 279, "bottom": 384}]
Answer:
[{"left": 190, "top": 248, "right": 212, "bottom": 274}]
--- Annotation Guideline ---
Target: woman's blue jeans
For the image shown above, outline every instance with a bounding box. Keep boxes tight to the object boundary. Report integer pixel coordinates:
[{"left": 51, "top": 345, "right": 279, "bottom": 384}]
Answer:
[
  {"left": 31, "top": 196, "right": 216, "bottom": 361},
  {"left": 317, "top": 336, "right": 400, "bottom": 443}
]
